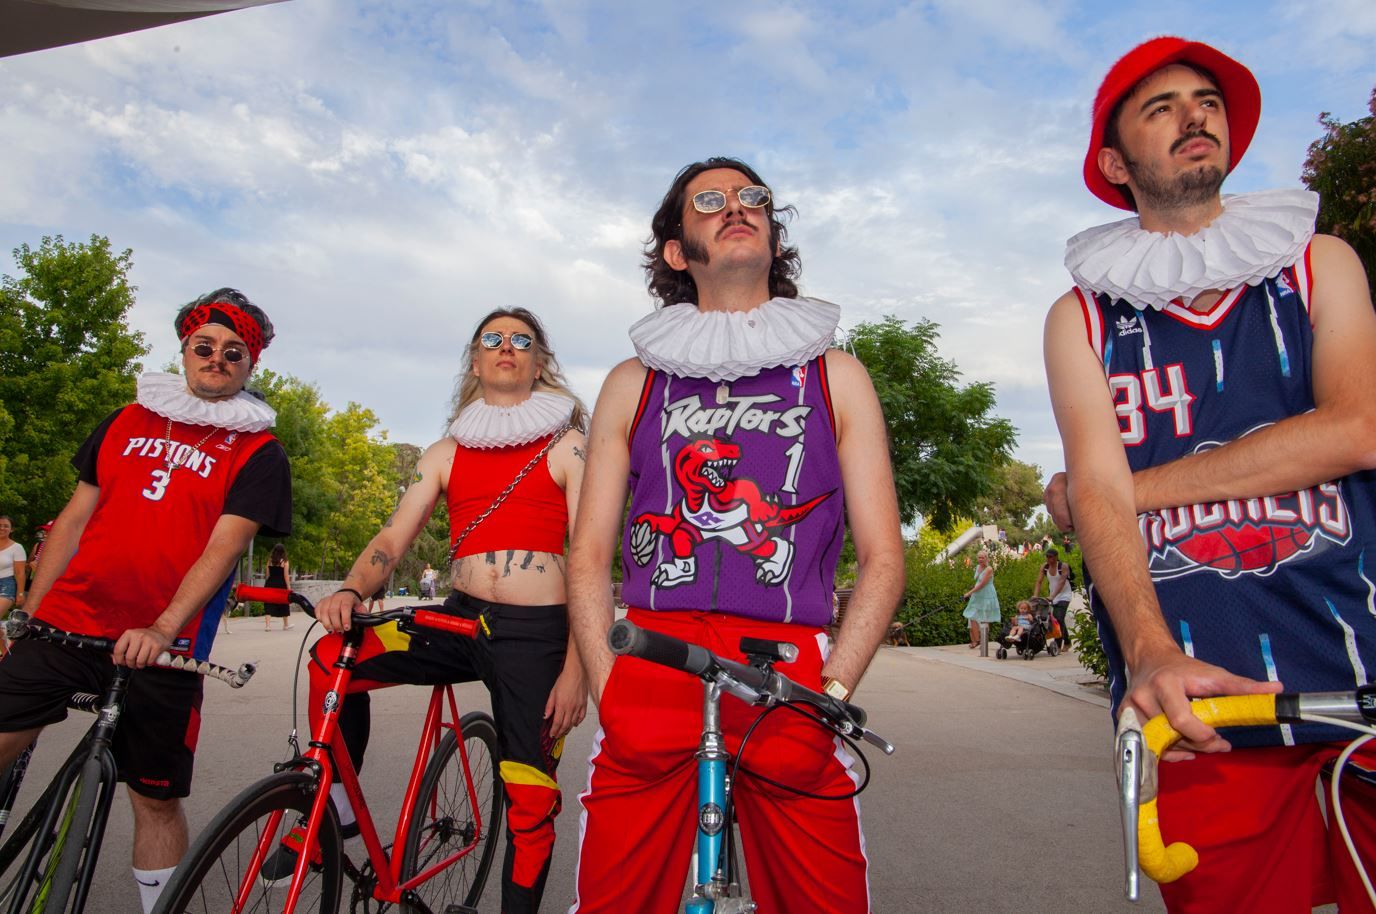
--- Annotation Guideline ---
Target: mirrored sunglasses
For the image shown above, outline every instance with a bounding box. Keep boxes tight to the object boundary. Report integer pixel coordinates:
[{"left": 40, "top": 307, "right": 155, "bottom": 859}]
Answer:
[
  {"left": 190, "top": 342, "right": 248, "bottom": 363},
  {"left": 479, "top": 331, "right": 534, "bottom": 350},
  {"left": 691, "top": 185, "right": 771, "bottom": 214}
]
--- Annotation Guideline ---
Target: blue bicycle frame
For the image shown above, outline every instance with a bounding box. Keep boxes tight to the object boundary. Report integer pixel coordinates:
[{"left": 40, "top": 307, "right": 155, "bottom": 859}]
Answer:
[{"left": 685, "top": 679, "right": 751, "bottom": 914}]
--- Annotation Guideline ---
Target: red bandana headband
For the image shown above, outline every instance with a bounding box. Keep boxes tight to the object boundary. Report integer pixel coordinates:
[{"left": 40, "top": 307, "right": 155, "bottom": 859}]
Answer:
[{"left": 178, "top": 302, "right": 267, "bottom": 364}]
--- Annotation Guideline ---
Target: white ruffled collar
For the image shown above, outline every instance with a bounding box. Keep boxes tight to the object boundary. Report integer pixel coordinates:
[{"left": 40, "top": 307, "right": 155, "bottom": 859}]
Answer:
[
  {"left": 448, "top": 391, "right": 574, "bottom": 449},
  {"left": 1065, "top": 189, "right": 1318, "bottom": 311},
  {"left": 628, "top": 296, "right": 840, "bottom": 382},
  {"left": 136, "top": 372, "right": 276, "bottom": 432}
]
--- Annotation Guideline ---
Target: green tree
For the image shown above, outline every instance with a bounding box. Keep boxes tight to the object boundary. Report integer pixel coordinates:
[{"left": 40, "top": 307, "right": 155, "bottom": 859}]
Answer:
[
  {"left": 845, "top": 316, "right": 1017, "bottom": 530},
  {"left": 0, "top": 236, "right": 147, "bottom": 535},
  {"left": 1303, "top": 87, "right": 1376, "bottom": 293},
  {"left": 972, "top": 459, "right": 1044, "bottom": 533}
]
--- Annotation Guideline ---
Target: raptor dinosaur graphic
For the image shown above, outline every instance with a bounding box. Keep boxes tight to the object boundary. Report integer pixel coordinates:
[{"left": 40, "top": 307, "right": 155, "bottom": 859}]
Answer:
[{"left": 630, "top": 437, "right": 833, "bottom": 588}]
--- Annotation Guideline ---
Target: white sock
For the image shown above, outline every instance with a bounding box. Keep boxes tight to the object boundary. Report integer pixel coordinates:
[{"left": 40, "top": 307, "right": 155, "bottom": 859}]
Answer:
[
  {"left": 330, "top": 783, "right": 357, "bottom": 829},
  {"left": 133, "top": 865, "right": 176, "bottom": 914}
]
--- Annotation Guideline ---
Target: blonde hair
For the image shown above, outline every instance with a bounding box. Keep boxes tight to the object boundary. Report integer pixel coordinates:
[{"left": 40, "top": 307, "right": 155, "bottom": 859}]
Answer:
[{"left": 447, "top": 307, "right": 588, "bottom": 431}]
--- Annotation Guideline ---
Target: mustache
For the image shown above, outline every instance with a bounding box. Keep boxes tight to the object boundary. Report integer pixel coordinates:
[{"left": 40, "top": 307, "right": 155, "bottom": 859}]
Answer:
[
  {"left": 716, "top": 217, "right": 756, "bottom": 240},
  {"left": 1171, "top": 130, "right": 1221, "bottom": 154}
]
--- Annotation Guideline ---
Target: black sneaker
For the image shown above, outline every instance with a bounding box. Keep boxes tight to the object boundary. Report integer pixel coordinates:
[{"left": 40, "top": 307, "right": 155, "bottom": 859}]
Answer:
[{"left": 260, "top": 819, "right": 360, "bottom": 886}]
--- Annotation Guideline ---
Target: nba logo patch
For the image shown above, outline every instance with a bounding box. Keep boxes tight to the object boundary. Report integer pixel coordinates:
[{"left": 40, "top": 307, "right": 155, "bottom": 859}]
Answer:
[
  {"left": 1275, "top": 273, "right": 1294, "bottom": 298},
  {"left": 218, "top": 432, "right": 239, "bottom": 451},
  {"left": 791, "top": 366, "right": 807, "bottom": 387}
]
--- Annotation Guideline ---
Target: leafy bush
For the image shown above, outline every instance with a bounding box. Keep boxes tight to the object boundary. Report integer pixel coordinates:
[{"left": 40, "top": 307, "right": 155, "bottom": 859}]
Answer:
[
  {"left": 1070, "top": 608, "right": 1108, "bottom": 681},
  {"left": 899, "top": 542, "right": 1067, "bottom": 646}
]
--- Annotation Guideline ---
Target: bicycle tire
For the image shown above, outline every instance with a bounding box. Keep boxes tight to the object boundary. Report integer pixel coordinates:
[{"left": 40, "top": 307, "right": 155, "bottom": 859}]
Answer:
[
  {"left": 0, "top": 741, "right": 111, "bottom": 914},
  {"left": 155, "top": 771, "right": 343, "bottom": 914},
  {"left": 398, "top": 712, "right": 503, "bottom": 914}
]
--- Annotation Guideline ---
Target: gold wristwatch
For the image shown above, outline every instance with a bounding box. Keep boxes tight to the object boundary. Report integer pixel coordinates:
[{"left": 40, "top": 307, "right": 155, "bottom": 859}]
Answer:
[{"left": 821, "top": 677, "right": 851, "bottom": 702}]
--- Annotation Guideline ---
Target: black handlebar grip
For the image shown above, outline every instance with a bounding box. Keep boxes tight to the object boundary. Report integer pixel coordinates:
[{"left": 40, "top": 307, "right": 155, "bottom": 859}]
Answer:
[{"left": 608, "top": 619, "right": 715, "bottom": 677}]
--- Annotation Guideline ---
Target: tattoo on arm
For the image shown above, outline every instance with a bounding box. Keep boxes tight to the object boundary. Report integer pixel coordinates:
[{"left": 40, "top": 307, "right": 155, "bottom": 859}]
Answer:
[
  {"left": 369, "top": 549, "right": 395, "bottom": 569},
  {"left": 572, "top": 445, "right": 586, "bottom": 462},
  {"left": 414, "top": 471, "right": 423, "bottom": 482}
]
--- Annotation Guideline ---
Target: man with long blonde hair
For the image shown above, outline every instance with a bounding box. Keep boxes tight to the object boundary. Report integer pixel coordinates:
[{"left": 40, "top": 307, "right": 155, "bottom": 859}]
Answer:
[{"left": 273, "top": 307, "right": 588, "bottom": 914}]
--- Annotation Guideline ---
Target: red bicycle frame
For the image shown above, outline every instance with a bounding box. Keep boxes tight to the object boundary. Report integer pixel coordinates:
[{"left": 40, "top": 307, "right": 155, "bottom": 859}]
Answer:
[{"left": 228, "top": 588, "right": 487, "bottom": 914}]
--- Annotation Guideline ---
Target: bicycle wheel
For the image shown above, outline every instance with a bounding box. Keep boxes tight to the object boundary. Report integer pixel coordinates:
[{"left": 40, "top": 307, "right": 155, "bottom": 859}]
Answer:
[
  {"left": 398, "top": 712, "right": 502, "bottom": 914},
  {"left": 0, "top": 744, "right": 110, "bottom": 914},
  {"left": 155, "top": 771, "right": 343, "bottom": 914}
]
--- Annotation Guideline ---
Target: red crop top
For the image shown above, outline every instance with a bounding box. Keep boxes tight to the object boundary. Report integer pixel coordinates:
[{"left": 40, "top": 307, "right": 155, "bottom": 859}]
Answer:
[{"left": 446, "top": 435, "right": 568, "bottom": 559}]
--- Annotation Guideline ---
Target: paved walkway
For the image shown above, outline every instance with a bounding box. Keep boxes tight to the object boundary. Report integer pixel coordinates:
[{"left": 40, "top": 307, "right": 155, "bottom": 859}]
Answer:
[{"left": 15, "top": 602, "right": 1162, "bottom": 913}]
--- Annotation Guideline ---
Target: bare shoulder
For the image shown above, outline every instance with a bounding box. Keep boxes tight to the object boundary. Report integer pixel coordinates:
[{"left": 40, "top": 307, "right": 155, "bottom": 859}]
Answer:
[
  {"left": 589, "top": 358, "right": 649, "bottom": 436},
  {"left": 1310, "top": 233, "right": 1375, "bottom": 324},
  {"left": 821, "top": 348, "right": 875, "bottom": 395},
  {"left": 551, "top": 426, "right": 588, "bottom": 462}
]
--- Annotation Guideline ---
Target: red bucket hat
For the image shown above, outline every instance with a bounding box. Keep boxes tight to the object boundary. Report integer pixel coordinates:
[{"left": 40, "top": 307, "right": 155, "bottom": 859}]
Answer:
[{"left": 1085, "top": 36, "right": 1261, "bottom": 210}]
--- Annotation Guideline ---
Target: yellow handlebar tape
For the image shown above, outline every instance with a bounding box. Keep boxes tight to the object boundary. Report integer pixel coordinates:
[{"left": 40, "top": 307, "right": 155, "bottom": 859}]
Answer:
[{"left": 1137, "top": 694, "right": 1278, "bottom": 884}]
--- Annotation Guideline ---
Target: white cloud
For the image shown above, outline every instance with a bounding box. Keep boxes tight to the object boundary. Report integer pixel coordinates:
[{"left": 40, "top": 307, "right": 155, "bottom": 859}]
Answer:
[{"left": 0, "top": 0, "right": 1367, "bottom": 477}]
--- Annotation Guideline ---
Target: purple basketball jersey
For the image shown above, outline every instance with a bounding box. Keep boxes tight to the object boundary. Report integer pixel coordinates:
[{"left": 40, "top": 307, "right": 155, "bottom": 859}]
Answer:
[{"left": 621, "top": 359, "right": 844, "bottom": 626}]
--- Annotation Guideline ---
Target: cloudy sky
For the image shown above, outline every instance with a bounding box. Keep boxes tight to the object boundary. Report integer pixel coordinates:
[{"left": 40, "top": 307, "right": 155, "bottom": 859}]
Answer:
[{"left": 2, "top": 0, "right": 1373, "bottom": 480}]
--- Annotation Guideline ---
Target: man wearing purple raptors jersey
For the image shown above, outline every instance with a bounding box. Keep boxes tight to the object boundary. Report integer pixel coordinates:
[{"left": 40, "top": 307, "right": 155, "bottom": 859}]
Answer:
[
  {"left": 565, "top": 158, "right": 904, "bottom": 913},
  {"left": 1044, "top": 38, "right": 1376, "bottom": 912}
]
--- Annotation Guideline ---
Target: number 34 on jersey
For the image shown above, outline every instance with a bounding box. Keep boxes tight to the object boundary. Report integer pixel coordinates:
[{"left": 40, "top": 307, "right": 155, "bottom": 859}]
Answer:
[{"left": 1110, "top": 363, "right": 1194, "bottom": 446}]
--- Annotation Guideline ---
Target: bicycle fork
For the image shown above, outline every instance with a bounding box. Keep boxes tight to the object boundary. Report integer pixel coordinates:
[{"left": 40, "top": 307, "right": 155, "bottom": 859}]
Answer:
[{"left": 685, "top": 681, "right": 755, "bottom": 914}]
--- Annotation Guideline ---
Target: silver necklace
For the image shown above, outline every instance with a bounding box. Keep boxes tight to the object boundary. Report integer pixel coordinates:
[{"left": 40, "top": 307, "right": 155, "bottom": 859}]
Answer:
[{"left": 164, "top": 417, "right": 218, "bottom": 472}]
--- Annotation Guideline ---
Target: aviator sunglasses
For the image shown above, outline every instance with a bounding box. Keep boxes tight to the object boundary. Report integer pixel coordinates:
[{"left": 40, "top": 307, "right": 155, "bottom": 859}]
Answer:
[
  {"left": 190, "top": 341, "right": 248, "bottom": 363},
  {"left": 479, "top": 331, "right": 534, "bottom": 350},
  {"left": 691, "top": 185, "right": 771, "bottom": 214}
]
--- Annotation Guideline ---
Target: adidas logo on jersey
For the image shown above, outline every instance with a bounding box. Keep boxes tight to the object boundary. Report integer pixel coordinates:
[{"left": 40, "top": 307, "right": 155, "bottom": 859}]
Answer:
[{"left": 1116, "top": 315, "right": 1143, "bottom": 336}]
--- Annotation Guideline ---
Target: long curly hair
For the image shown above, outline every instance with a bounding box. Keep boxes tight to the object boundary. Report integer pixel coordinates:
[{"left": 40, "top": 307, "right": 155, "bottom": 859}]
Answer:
[
  {"left": 643, "top": 157, "right": 801, "bottom": 309},
  {"left": 447, "top": 307, "right": 587, "bottom": 431}
]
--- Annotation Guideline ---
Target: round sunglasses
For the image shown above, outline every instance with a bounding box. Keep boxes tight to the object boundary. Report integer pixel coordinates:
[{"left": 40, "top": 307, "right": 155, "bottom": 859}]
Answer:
[
  {"left": 479, "top": 331, "right": 534, "bottom": 350},
  {"left": 691, "top": 185, "right": 771, "bottom": 214},
  {"left": 190, "top": 341, "right": 248, "bottom": 363}
]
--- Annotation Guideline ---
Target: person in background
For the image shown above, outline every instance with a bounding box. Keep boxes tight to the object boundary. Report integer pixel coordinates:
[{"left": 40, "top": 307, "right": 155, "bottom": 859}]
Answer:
[
  {"left": 1033, "top": 546, "right": 1073, "bottom": 651},
  {"left": 0, "top": 516, "right": 26, "bottom": 618},
  {"left": 261, "top": 543, "right": 293, "bottom": 631},
  {"left": 962, "top": 549, "right": 1000, "bottom": 649}
]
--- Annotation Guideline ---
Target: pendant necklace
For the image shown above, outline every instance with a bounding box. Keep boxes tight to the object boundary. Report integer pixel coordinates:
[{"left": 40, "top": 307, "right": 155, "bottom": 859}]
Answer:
[
  {"left": 715, "top": 382, "right": 730, "bottom": 405},
  {"left": 164, "top": 417, "right": 218, "bottom": 472}
]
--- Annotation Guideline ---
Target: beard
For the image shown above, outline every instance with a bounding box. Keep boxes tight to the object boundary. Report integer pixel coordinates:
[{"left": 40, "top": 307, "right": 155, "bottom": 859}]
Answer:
[{"left": 1124, "top": 148, "right": 1226, "bottom": 212}]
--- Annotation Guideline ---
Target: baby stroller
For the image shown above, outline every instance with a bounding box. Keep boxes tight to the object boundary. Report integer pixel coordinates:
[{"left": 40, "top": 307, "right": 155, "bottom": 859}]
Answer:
[{"left": 996, "top": 596, "right": 1061, "bottom": 660}]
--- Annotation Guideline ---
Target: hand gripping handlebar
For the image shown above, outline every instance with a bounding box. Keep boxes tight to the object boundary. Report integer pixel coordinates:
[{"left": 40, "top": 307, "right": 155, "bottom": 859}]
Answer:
[
  {"left": 607, "top": 618, "right": 894, "bottom": 754},
  {"left": 3, "top": 610, "right": 257, "bottom": 688},
  {"left": 232, "top": 585, "right": 479, "bottom": 638}
]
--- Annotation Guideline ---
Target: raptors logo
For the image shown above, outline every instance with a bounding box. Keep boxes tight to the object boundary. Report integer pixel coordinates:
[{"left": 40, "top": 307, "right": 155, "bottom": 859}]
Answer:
[
  {"left": 630, "top": 436, "right": 833, "bottom": 589},
  {"left": 1142, "top": 434, "right": 1351, "bottom": 580}
]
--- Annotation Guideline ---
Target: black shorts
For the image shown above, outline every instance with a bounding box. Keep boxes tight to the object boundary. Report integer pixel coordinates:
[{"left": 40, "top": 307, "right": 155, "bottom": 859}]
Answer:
[{"left": 0, "top": 637, "right": 204, "bottom": 800}]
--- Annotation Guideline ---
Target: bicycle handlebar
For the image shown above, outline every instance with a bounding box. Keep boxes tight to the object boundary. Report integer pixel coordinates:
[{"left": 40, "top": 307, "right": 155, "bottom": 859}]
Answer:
[
  {"left": 1121, "top": 688, "right": 1376, "bottom": 897},
  {"left": 232, "top": 586, "right": 480, "bottom": 639},
  {"left": 608, "top": 618, "right": 894, "bottom": 754},
  {"left": 3, "top": 611, "right": 257, "bottom": 688}
]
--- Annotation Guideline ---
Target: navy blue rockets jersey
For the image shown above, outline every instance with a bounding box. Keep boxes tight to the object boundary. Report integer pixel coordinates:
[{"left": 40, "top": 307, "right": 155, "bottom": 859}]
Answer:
[{"left": 1077, "top": 245, "right": 1376, "bottom": 747}]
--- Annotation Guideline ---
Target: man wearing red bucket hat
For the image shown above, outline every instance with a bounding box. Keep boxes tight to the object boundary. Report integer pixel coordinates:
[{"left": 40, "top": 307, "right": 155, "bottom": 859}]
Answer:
[{"left": 1044, "top": 37, "right": 1376, "bottom": 912}]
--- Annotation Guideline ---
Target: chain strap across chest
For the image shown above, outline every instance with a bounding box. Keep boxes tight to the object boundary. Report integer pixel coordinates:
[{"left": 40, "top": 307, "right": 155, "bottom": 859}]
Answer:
[{"left": 448, "top": 425, "right": 571, "bottom": 561}]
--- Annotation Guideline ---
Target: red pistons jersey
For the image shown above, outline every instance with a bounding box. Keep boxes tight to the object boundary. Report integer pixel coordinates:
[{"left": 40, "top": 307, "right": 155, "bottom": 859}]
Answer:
[
  {"left": 38, "top": 405, "right": 277, "bottom": 659},
  {"left": 446, "top": 435, "right": 569, "bottom": 559},
  {"left": 620, "top": 360, "right": 844, "bottom": 626},
  {"left": 1077, "top": 245, "right": 1376, "bottom": 747}
]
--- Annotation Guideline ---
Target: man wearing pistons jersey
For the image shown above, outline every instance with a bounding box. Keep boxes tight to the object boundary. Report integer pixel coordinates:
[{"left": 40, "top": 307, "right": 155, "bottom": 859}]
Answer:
[
  {"left": 567, "top": 157, "right": 904, "bottom": 913},
  {"left": 1044, "top": 38, "right": 1376, "bottom": 913},
  {"left": 0, "top": 289, "right": 291, "bottom": 913}
]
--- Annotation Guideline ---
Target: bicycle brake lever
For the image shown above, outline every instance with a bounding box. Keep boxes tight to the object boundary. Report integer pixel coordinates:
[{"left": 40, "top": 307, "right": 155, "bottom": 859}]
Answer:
[
  {"left": 1116, "top": 707, "right": 1145, "bottom": 902},
  {"left": 859, "top": 728, "right": 895, "bottom": 755}
]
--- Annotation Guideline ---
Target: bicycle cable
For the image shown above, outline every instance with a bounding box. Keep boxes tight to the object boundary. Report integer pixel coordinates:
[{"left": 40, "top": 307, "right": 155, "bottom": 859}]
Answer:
[
  {"left": 728, "top": 699, "right": 873, "bottom": 802},
  {"left": 1297, "top": 713, "right": 1376, "bottom": 910},
  {"left": 286, "top": 618, "right": 323, "bottom": 761}
]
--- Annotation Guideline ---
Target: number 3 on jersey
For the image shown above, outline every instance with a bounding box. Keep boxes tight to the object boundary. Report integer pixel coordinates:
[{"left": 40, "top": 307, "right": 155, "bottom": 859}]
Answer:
[
  {"left": 1109, "top": 364, "right": 1195, "bottom": 446},
  {"left": 143, "top": 468, "right": 171, "bottom": 501}
]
